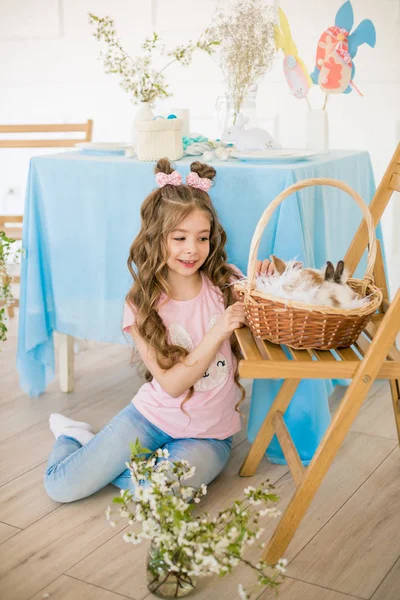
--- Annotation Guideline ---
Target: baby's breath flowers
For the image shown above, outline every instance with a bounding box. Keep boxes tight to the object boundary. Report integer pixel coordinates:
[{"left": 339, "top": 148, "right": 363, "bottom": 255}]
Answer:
[
  {"left": 210, "top": 0, "right": 277, "bottom": 123},
  {"left": 106, "top": 439, "right": 286, "bottom": 599},
  {"left": 89, "top": 14, "right": 219, "bottom": 106}
]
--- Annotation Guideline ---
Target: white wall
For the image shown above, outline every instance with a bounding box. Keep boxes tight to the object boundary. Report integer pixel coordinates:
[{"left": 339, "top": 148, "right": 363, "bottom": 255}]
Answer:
[{"left": 0, "top": 0, "right": 399, "bottom": 294}]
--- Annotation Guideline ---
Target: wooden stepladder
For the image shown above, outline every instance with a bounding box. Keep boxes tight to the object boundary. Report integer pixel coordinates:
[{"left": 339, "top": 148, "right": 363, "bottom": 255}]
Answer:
[{"left": 235, "top": 143, "right": 400, "bottom": 564}]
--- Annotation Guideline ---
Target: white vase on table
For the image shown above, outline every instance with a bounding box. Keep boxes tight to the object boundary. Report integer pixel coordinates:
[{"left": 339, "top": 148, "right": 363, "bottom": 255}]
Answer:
[
  {"left": 132, "top": 102, "right": 154, "bottom": 144},
  {"left": 306, "top": 109, "right": 329, "bottom": 153}
]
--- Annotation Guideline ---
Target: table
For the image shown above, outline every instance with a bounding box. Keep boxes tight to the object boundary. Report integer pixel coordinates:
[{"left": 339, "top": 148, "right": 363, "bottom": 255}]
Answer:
[{"left": 17, "top": 150, "right": 379, "bottom": 463}]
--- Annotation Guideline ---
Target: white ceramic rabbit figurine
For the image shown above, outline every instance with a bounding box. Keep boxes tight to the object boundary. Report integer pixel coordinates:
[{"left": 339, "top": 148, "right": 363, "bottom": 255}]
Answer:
[{"left": 222, "top": 114, "right": 277, "bottom": 152}]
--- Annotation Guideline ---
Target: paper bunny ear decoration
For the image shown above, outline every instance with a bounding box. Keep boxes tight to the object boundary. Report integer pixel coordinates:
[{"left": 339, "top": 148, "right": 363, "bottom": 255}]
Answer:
[
  {"left": 275, "top": 8, "right": 312, "bottom": 100},
  {"left": 310, "top": 0, "right": 376, "bottom": 96}
]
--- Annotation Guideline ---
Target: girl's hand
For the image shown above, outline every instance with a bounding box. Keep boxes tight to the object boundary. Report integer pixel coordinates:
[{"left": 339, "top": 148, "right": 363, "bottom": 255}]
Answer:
[
  {"left": 255, "top": 258, "right": 275, "bottom": 276},
  {"left": 213, "top": 302, "right": 246, "bottom": 341}
]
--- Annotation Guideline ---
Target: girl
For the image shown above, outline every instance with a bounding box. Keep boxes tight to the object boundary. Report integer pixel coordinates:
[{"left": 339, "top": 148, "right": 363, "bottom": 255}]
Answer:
[{"left": 44, "top": 159, "right": 272, "bottom": 503}]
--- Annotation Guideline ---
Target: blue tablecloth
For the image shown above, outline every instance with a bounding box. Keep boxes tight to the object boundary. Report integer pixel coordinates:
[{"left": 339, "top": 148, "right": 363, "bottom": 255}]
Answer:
[{"left": 17, "top": 150, "right": 379, "bottom": 463}]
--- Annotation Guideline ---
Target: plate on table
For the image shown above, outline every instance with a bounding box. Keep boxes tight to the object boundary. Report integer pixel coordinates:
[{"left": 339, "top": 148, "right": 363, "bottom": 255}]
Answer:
[
  {"left": 75, "top": 142, "right": 132, "bottom": 155},
  {"left": 231, "top": 149, "right": 316, "bottom": 163}
]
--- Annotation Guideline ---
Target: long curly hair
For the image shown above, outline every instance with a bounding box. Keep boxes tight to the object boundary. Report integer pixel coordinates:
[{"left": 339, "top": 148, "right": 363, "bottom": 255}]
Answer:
[{"left": 126, "top": 157, "right": 245, "bottom": 413}]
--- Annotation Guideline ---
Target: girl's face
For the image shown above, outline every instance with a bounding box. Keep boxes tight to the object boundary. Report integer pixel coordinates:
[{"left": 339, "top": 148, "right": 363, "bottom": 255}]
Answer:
[{"left": 166, "top": 209, "right": 211, "bottom": 277}]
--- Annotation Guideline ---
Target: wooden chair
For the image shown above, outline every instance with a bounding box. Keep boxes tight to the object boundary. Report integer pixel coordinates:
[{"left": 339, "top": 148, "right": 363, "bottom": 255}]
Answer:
[
  {"left": 0, "top": 120, "right": 93, "bottom": 321},
  {"left": 235, "top": 143, "right": 400, "bottom": 564},
  {"left": 0, "top": 120, "right": 93, "bottom": 148}
]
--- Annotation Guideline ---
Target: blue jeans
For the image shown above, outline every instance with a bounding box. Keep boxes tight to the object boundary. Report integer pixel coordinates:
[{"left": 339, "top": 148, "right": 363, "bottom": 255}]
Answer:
[{"left": 44, "top": 402, "right": 232, "bottom": 503}]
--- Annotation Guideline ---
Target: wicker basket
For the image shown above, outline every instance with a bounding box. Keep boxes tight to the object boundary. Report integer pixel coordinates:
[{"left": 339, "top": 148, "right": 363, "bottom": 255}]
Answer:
[
  {"left": 136, "top": 118, "right": 183, "bottom": 161},
  {"left": 235, "top": 178, "right": 383, "bottom": 350}
]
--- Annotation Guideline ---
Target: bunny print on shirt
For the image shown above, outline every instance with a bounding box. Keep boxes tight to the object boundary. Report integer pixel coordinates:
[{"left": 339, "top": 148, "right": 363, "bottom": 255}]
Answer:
[{"left": 169, "top": 314, "right": 229, "bottom": 392}]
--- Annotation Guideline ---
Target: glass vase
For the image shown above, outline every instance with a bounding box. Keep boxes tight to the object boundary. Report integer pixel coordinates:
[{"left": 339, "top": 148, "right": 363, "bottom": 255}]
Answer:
[
  {"left": 216, "top": 83, "right": 259, "bottom": 139},
  {"left": 146, "top": 544, "right": 197, "bottom": 599}
]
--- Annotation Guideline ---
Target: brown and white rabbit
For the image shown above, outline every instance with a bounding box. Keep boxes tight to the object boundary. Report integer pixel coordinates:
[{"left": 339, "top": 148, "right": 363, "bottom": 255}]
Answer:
[{"left": 262, "top": 255, "right": 365, "bottom": 309}]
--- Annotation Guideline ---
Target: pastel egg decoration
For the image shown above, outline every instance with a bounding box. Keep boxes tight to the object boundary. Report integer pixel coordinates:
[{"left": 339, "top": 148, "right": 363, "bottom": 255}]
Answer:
[
  {"left": 275, "top": 8, "right": 312, "bottom": 103},
  {"left": 310, "top": 0, "right": 376, "bottom": 96}
]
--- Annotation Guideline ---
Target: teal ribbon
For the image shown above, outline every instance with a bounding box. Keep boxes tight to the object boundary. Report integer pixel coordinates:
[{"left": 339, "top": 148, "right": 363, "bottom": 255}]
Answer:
[{"left": 182, "top": 135, "right": 208, "bottom": 151}]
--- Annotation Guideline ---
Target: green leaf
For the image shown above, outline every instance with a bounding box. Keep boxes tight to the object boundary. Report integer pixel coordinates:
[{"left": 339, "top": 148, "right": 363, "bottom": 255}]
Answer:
[
  {"left": 129, "top": 438, "right": 152, "bottom": 457},
  {"left": 112, "top": 497, "right": 125, "bottom": 503}
]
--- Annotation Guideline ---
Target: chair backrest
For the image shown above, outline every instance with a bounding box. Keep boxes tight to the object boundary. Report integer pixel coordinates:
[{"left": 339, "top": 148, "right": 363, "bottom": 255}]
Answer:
[
  {"left": 345, "top": 143, "right": 400, "bottom": 276},
  {"left": 0, "top": 120, "right": 93, "bottom": 148},
  {"left": 0, "top": 215, "right": 23, "bottom": 240}
]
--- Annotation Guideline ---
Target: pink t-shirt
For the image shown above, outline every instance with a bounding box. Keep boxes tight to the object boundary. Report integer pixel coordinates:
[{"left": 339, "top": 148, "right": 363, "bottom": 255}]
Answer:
[{"left": 122, "top": 269, "right": 242, "bottom": 440}]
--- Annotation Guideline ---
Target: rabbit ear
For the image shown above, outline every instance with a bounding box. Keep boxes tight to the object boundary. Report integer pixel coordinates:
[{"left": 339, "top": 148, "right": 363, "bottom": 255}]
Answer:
[
  {"left": 334, "top": 260, "right": 345, "bottom": 283},
  {"left": 169, "top": 324, "right": 194, "bottom": 352},
  {"left": 324, "top": 261, "right": 335, "bottom": 281},
  {"left": 235, "top": 113, "right": 248, "bottom": 129},
  {"left": 207, "top": 314, "right": 219, "bottom": 331},
  {"left": 271, "top": 255, "right": 287, "bottom": 275}
]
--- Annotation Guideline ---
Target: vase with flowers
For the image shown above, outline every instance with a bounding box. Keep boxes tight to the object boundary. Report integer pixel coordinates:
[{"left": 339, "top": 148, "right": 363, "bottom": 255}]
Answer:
[
  {"left": 106, "top": 439, "right": 286, "bottom": 600},
  {"left": 89, "top": 14, "right": 219, "bottom": 143},
  {"left": 210, "top": 0, "right": 276, "bottom": 134}
]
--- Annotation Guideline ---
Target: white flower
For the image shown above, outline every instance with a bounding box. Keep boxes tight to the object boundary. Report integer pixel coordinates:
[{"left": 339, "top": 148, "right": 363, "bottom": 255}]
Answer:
[
  {"left": 248, "top": 498, "right": 262, "bottom": 506},
  {"left": 130, "top": 535, "right": 143, "bottom": 545},
  {"left": 109, "top": 521, "right": 117, "bottom": 528},
  {"left": 238, "top": 583, "right": 248, "bottom": 599},
  {"left": 200, "top": 483, "right": 207, "bottom": 495},
  {"left": 151, "top": 471, "right": 167, "bottom": 485},
  {"left": 244, "top": 486, "right": 256, "bottom": 495},
  {"left": 105, "top": 506, "right": 111, "bottom": 520},
  {"left": 246, "top": 537, "right": 255, "bottom": 545},
  {"left": 275, "top": 558, "right": 288, "bottom": 574},
  {"left": 266, "top": 507, "right": 281, "bottom": 519},
  {"left": 180, "top": 486, "right": 194, "bottom": 500},
  {"left": 182, "top": 466, "right": 196, "bottom": 480}
]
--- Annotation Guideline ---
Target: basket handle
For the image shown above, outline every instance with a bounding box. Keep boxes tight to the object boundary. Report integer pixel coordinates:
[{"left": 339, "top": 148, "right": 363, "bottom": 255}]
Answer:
[{"left": 246, "top": 177, "right": 377, "bottom": 292}]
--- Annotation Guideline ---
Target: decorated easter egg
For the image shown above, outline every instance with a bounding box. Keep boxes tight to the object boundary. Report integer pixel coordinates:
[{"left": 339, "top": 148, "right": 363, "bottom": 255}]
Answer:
[
  {"left": 316, "top": 26, "right": 352, "bottom": 94},
  {"left": 283, "top": 55, "right": 311, "bottom": 99}
]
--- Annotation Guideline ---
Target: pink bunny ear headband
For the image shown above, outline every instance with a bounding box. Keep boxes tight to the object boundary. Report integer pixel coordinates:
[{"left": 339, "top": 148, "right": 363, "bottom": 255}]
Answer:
[{"left": 155, "top": 170, "right": 212, "bottom": 193}]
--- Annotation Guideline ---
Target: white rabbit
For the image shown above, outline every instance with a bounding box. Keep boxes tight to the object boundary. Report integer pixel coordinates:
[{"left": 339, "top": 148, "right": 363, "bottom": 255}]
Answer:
[
  {"left": 222, "top": 113, "right": 277, "bottom": 152},
  {"left": 255, "top": 255, "right": 367, "bottom": 310},
  {"left": 169, "top": 314, "right": 229, "bottom": 392},
  {"left": 223, "top": 124, "right": 275, "bottom": 152}
]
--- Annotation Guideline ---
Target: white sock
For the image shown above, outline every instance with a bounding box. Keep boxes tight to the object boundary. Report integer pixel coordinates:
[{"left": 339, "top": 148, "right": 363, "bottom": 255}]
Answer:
[
  {"left": 49, "top": 413, "right": 93, "bottom": 434},
  {"left": 49, "top": 413, "right": 95, "bottom": 445},
  {"left": 59, "top": 427, "right": 95, "bottom": 445}
]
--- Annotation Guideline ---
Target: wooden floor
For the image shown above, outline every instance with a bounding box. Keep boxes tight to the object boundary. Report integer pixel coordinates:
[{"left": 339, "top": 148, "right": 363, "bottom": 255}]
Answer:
[{"left": 1, "top": 314, "right": 400, "bottom": 600}]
